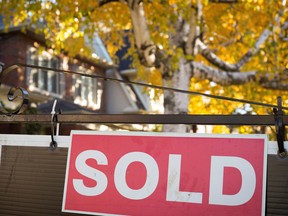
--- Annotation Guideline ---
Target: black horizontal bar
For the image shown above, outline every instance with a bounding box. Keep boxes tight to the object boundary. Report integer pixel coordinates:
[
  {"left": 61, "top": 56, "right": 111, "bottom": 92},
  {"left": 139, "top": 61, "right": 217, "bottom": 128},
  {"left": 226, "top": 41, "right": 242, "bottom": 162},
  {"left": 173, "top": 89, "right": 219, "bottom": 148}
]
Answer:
[{"left": 0, "top": 114, "right": 287, "bottom": 126}]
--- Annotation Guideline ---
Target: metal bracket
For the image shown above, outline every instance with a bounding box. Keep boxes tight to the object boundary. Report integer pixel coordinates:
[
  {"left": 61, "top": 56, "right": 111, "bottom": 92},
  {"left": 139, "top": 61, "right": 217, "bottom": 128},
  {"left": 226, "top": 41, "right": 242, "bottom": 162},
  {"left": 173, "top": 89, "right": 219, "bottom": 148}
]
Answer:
[
  {"left": 0, "top": 64, "right": 29, "bottom": 115},
  {"left": 273, "top": 96, "right": 287, "bottom": 158}
]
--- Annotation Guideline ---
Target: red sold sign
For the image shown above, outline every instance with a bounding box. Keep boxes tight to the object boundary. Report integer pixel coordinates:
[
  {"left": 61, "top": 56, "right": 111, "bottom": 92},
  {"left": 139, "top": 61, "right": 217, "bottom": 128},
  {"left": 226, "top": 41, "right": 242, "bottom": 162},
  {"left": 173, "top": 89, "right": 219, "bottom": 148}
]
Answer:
[{"left": 62, "top": 132, "right": 267, "bottom": 216}]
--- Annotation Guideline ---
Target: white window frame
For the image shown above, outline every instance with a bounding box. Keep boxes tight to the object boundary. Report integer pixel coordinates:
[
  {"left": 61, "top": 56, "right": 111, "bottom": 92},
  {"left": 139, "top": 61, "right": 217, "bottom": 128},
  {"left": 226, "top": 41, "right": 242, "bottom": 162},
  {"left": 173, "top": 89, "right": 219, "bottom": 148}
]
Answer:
[
  {"left": 26, "top": 46, "right": 65, "bottom": 97},
  {"left": 73, "top": 65, "right": 102, "bottom": 110}
]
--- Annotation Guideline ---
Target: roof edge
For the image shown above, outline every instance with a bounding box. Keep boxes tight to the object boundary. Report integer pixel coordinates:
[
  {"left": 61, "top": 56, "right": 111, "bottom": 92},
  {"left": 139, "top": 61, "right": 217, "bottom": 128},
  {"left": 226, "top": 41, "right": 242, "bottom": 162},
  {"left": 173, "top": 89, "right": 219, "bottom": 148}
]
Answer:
[{"left": 0, "top": 24, "right": 117, "bottom": 69}]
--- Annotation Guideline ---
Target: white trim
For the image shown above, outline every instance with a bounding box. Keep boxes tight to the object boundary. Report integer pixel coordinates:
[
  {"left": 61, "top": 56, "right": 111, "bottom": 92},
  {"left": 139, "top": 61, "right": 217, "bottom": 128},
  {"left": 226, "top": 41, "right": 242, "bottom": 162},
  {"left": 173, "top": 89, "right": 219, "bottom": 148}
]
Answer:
[
  {"left": 71, "top": 130, "right": 268, "bottom": 139},
  {"left": 0, "top": 133, "right": 285, "bottom": 156},
  {"left": 267, "top": 141, "right": 288, "bottom": 155},
  {"left": 71, "top": 131, "right": 286, "bottom": 156},
  {"left": 0, "top": 134, "right": 71, "bottom": 147}
]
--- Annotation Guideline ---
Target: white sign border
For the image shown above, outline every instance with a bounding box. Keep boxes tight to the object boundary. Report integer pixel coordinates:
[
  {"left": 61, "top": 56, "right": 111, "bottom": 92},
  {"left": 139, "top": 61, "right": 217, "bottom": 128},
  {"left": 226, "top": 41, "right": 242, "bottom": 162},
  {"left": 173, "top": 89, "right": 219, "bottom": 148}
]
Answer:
[{"left": 61, "top": 131, "right": 268, "bottom": 216}]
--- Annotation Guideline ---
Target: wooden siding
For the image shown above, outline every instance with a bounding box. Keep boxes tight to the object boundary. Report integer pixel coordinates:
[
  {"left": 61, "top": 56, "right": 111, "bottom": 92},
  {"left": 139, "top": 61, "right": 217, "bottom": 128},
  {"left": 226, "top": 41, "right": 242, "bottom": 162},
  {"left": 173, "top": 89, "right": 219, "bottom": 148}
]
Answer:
[
  {"left": 0, "top": 146, "right": 88, "bottom": 216},
  {"left": 266, "top": 155, "right": 288, "bottom": 215}
]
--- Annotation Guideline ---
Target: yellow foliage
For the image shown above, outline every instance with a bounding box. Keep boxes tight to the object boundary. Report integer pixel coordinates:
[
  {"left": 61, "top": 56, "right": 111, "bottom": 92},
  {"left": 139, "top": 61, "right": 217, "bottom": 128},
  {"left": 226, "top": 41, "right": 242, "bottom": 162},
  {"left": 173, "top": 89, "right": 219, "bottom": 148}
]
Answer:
[{"left": 1, "top": 0, "right": 287, "bottom": 134}]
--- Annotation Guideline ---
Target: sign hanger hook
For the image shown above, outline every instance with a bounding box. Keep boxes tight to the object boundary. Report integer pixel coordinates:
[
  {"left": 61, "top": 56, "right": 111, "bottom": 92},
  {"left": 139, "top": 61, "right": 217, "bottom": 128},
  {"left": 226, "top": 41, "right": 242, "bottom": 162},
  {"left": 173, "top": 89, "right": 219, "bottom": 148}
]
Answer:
[{"left": 50, "top": 99, "right": 59, "bottom": 151}]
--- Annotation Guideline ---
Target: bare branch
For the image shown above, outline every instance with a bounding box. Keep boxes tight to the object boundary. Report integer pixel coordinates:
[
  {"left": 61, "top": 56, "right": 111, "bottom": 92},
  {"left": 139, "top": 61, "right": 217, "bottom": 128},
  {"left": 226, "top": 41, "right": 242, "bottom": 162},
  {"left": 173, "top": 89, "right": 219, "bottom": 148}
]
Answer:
[
  {"left": 236, "top": 28, "right": 272, "bottom": 68},
  {"left": 261, "top": 81, "right": 288, "bottom": 90},
  {"left": 190, "top": 61, "right": 256, "bottom": 85},
  {"left": 259, "top": 74, "right": 288, "bottom": 90},
  {"left": 188, "top": 61, "right": 288, "bottom": 90},
  {"left": 196, "top": 39, "right": 240, "bottom": 72}
]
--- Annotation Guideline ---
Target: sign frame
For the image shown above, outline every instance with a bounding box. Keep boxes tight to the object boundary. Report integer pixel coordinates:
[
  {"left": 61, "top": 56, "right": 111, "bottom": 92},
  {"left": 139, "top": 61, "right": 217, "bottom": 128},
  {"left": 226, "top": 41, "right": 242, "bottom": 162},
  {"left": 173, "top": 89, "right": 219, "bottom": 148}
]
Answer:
[{"left": 62, "top": 131, "right": 268, "bottom": 216}]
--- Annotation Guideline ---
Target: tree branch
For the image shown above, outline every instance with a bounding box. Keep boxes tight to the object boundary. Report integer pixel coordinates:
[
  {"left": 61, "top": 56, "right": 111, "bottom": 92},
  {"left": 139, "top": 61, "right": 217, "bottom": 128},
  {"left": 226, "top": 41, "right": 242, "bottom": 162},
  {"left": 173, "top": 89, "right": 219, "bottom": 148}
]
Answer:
[
  {"left": 126, "top": 0, "right": 155, "bottom": 66},
  {"left": 98, "top": 0, "right": 170, "bottom": 76},
  {"left": 259, "top": 74, "right": 288, "bottom": 90},
  {"left": 196, "top": 25, "right": 272, "bottom": 72},
  {"left": 261, "top": 81, "right": 288, "bottom": 90},
  {"left": 189, "top": 61, "right": 288, "bottom": 90},
  {"left": 125, "top": 0, "right": 170, "bottom": 76},
  {"left": 196, "top": 39, "right": 241, "bottom": 72},
  {"left": 196, "top": 0, "right": 286, "bottom": 72},
  {"left": 190, "top": 61, "right": 256, "bottom": 85},
  {"left": 236, "top": 28, "right": 271, "bottom": 68},
  {"left": 97, "top": 0, "right": 120, "bottom": 6}
]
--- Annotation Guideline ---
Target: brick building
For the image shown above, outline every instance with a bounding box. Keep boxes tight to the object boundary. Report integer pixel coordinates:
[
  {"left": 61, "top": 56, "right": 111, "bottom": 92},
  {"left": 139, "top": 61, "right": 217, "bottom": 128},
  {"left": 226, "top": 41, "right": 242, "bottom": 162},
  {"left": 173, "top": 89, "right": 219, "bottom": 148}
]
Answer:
[{"left": 0, "top": 24, "right": 150, "bottom": 134}]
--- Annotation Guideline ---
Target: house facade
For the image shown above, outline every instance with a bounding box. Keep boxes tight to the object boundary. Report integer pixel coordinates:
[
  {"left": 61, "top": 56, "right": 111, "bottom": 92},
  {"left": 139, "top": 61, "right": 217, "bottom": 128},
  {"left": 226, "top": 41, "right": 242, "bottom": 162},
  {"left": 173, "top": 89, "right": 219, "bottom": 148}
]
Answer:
[
  {"left": 0, "top": 25, "right": 150, "bottom": 134},
  {"left": 0, "top": 26, "right": 112, "bottom": 105}
]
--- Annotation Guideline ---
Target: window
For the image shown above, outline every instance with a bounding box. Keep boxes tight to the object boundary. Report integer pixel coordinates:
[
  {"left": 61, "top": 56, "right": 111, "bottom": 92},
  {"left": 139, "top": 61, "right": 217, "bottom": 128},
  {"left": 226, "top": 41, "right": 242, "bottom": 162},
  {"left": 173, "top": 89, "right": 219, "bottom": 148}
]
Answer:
[
  {"left": 26, "top": 47, "right": 65, "bottom": 96},
  {"left": 73, "top": 65, "right": 102, "bottom": 110}
]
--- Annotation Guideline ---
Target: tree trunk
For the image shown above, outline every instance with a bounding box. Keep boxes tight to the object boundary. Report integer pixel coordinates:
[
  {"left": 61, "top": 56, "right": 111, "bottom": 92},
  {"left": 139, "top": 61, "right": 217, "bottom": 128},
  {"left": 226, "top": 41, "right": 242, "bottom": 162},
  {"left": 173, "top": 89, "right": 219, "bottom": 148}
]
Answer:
[{"left": 163, "top": 58, "right": 192, "bottom": 132}]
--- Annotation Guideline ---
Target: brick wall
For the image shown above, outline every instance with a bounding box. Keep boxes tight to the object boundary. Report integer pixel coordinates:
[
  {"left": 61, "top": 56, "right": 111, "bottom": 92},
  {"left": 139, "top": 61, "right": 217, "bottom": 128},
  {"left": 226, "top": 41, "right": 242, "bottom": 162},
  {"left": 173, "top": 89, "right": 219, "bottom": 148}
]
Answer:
[{"left": 0, "top": 32, "right": 31, "bottom": 87}]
